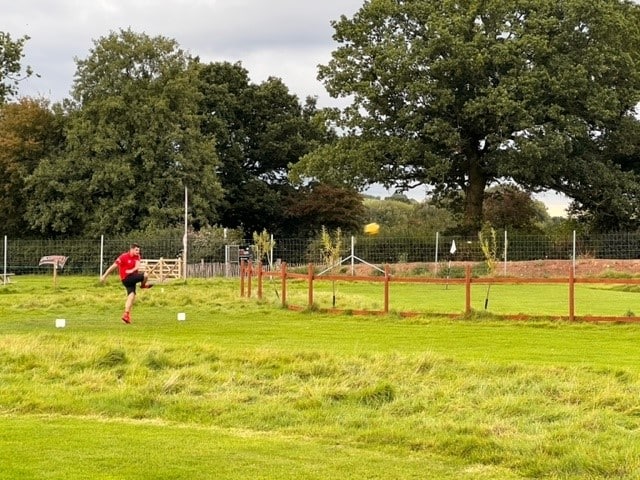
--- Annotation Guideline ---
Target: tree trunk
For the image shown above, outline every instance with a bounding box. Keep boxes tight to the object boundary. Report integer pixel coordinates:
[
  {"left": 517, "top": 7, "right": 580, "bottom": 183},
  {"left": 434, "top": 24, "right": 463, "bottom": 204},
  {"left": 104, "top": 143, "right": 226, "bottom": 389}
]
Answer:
[{"left": 463, "top": 154, "right": 487, "bottom": 234}]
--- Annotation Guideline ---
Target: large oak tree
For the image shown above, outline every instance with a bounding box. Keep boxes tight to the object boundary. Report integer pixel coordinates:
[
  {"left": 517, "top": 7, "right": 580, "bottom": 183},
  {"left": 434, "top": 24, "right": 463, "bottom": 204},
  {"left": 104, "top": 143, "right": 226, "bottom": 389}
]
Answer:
[{"left": 293, "top": 0, "right": 640, "bottom": 232}]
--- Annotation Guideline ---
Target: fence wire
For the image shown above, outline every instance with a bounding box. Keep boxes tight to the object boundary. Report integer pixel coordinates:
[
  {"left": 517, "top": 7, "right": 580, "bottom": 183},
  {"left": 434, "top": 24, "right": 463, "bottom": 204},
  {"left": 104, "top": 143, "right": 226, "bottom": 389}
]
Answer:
[{"left": 2, "top": 231, "right": 640, "bottom": 277}]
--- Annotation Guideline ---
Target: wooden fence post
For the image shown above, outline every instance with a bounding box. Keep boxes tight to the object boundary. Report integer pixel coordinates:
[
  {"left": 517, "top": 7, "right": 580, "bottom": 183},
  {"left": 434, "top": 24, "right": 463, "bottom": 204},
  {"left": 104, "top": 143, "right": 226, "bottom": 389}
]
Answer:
[
  {"left": 308, "top": 263, "right": 314, "bottom": 309},
  {"left": 240, "top": 260, "right": 245, "bottom": 297},
  {"left": 257, "top": 261, "right": 263, "bottom": 300},
  {"left": 281, "top": 262, "right": 287, "bottom": 307},
  {"left": 384, "top": 264, "right": 390, "bottom": 314},
  {"left": 247, "top": 262, "right": 253, "bottom": 298}
]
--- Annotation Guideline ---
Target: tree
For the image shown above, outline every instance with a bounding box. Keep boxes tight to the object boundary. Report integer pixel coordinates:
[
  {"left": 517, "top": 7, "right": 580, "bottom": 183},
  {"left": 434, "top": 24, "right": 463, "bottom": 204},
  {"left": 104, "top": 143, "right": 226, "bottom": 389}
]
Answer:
[
  {"left": 0, "top": 32, "right": 34, "bottom": 103},
  {"left": 564, "top": 114, "right": 640, "bottom": 230},
  {"left": 0, "top": 98, "right": 64, "bottom": 235},
  {"left": 293, "top": 0, "right": 640, "bottom": 233},
  {"left": 198, "top": 62, "right": 333, "bottom": 237},
  {"left": 283, "top": 183, "right": 365, "bottom": 237},
  {"left": 483, "top": 185, "right": 549, "bottom": 232},
  {"left": 24, "top": 29, "right": 222, "bottom": 235},
  {"left": 365, "top": 197, "right": 458, "bottom": 237}
]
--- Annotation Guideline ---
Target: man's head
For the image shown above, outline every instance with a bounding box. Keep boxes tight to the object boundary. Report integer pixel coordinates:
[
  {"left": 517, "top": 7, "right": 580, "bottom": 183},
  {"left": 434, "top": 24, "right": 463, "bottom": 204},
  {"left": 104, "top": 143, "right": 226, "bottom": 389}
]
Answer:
[{"left": 129, "top": 243, "right": 141, "bottom": 255}]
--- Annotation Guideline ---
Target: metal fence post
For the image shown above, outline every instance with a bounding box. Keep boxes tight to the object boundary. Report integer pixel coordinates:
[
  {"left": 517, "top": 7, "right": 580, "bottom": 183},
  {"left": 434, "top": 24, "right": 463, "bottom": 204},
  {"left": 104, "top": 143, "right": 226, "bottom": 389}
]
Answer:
[
  {"left": 435, "top": 232, "right": 439, "bottom": 275},
  {"left": 384, "top": 264, "right": 390, "bottom": 314},
  {"left": 503, "top": 229, "right": 508, "bottom": 276},
  {"left": 569, "top": 265, "right": 575, "bottom": 321}
]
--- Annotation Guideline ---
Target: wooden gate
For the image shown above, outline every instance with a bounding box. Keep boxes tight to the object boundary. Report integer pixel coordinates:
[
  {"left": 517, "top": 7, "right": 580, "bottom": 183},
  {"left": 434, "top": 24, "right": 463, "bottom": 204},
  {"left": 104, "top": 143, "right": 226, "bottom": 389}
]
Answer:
[{"left": 141, "top": 258, "right": 182, "bottom": 282}]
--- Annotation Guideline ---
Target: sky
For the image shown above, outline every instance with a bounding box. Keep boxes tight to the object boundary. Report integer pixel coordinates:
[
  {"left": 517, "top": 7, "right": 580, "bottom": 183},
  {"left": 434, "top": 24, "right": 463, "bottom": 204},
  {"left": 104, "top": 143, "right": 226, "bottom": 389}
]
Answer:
[{"left": 4, "top": 0, "right": 569, "bottom": 216}]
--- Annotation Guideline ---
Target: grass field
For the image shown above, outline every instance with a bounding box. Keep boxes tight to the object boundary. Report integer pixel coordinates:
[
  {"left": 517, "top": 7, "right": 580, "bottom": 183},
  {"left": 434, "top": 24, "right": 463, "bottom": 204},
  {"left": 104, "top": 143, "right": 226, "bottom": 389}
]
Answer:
[{"left": 1, "top": 276, "right": 640, "bottom": 479}]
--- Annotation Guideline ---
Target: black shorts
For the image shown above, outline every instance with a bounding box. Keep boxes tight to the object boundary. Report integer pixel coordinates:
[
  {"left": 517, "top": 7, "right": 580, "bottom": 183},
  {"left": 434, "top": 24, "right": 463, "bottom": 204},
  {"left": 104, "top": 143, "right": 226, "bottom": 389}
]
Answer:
[{"left": 122, "top": 272, "right": 145, "bottom": 295}]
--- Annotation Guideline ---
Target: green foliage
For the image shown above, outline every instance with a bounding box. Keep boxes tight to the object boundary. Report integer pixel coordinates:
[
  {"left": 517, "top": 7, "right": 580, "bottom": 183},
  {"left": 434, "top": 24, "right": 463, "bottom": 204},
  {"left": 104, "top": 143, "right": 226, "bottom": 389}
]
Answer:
[
  {"left": 295, "top": 0, "right": 640, "bottom": 231},
  {"left": 478, "top": 223, "right": 498, "bottom": 275},
  {"left": 198, "top": 62, "right": 331, "bottom": 237},
  {"left": 189, "top": 225, "right": 244, "bottom": 263},
  {"left": 364, "top": 197, "right": 458, "bottom": 237},
  {"left": 284, "top": 183, "right": 366, "bottom": 237},
  {"left": 483, "top": 185, "right": 549, "bottom": 233},
  {"left": 23, "top": 29, "right": 222, "bottom": 235},
  {"left": 320, "top": 226, "right": 342, "bottom": 270},
  {"left": 0, "top": 32, "right": 34, "bottom": 103},
  {"left": 0, "top": 98, "right": 65, "bottom": 236},
  {"left": 251, "top": 229, "right": 275, "bottom": 266}
]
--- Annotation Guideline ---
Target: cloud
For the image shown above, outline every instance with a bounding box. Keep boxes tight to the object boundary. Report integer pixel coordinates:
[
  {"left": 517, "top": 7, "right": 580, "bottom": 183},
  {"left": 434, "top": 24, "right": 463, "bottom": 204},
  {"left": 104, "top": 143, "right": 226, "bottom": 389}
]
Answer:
[{"left": 5, "top": 0, "right": 362, "bottom": 104}]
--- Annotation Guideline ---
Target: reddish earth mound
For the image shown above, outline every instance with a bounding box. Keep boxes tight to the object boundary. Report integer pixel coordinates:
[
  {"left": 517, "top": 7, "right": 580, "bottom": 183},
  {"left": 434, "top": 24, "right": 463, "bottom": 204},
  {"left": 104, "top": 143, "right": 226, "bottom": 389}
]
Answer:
[{"left": 352, "top": 259, "right": 640, "bottom": 278}]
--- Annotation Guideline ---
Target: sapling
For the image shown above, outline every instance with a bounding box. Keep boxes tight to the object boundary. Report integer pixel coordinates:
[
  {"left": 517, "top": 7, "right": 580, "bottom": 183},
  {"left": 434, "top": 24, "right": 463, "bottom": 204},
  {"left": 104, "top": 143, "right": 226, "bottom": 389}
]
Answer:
[
  {"left": 320, "top": 226, "right": 342, "bottom": 307},
  {"left": 478, "top": 223, "right": 498, "bottom": 309}
]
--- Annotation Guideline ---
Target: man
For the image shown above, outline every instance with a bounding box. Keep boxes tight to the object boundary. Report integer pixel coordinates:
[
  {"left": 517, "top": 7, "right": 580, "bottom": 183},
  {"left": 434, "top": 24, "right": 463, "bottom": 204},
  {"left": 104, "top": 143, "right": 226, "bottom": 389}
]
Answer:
[{"left": 100, "top": 243, "right": 153, "bottom": 324}]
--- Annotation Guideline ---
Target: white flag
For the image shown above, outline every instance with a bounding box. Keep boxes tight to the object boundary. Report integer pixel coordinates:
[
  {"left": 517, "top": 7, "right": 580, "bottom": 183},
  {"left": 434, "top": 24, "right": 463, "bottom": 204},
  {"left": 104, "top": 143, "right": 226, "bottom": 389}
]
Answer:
[{"left": 450, "top": 240, "right": 457, "bottom": 255}]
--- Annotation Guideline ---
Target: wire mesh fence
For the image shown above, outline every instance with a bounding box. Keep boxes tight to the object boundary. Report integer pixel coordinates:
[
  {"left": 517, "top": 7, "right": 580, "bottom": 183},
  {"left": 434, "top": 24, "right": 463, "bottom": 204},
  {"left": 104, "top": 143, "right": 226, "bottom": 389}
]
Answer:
[{"left": 2, "top": 231, "right": 640, "bottom": 278}]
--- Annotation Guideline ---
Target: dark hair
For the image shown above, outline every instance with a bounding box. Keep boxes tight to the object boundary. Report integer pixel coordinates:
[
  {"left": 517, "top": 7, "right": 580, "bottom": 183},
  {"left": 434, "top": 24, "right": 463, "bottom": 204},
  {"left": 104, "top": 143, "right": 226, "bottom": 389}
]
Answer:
[{"left": 130, "top": 243, "right": 140, "bottom": 249}]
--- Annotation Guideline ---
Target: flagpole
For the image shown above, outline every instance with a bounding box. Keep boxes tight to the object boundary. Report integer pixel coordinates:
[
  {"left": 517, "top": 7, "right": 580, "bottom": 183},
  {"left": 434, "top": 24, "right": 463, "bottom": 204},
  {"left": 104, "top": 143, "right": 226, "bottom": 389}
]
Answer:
[{"left": 446, "top": 240, "right": 456, "bottom": 290}]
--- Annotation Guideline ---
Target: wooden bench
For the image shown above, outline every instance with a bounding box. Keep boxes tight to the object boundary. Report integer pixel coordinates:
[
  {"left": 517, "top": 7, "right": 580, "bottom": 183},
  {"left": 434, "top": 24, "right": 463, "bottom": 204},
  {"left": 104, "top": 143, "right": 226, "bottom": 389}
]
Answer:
[{"left": 1, "top": 273, "right": 15, "bottom": 284}]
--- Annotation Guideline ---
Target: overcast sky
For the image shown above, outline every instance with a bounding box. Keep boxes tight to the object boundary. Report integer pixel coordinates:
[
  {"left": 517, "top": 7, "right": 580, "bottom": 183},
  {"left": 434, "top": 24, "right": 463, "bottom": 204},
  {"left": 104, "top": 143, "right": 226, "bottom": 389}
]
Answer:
[
  {"left": 4, "top": 0, "right": 569, "bottom": 214},
  {"left": 5, "top": 0, "right": 362, "bottom": 106}
]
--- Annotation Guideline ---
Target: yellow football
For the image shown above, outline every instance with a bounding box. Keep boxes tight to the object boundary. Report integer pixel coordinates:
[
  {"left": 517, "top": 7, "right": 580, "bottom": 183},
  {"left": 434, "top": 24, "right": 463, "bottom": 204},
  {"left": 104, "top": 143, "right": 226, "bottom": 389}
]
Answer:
[{"left": 364, "top": 222, "right": 380, "bottom": 235}]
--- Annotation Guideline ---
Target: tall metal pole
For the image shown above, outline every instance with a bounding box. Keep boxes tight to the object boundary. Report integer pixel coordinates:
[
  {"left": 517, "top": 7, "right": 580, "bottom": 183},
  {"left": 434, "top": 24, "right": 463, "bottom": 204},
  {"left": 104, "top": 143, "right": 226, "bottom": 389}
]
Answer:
[
  {"left": 270, "top": 234, "right": 274, "bottom": 270},
  {"left": 351, "top": 236, "right": 355, "bottom": 276},
  {"left": 100, "top": 235, "right": 104, "bottom": 276},
  {"left": 503, "top": 229, "right": 508, "bottom": 276},
  {"left": 572, "top": 230, "right": 576, "bottom": 276},
  {"left": 183, "top": 186, "right": 188, "bottom": 279},
  {"left": 435, "top": 232, "right": 439, "bottom": 275}
]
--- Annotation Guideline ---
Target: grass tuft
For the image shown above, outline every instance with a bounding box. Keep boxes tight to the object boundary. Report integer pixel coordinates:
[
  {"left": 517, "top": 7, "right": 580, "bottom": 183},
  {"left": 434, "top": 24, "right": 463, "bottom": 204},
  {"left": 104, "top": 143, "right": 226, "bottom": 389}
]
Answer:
[{"left": 96, "top": 348, "right": 128, "bottom": 368}]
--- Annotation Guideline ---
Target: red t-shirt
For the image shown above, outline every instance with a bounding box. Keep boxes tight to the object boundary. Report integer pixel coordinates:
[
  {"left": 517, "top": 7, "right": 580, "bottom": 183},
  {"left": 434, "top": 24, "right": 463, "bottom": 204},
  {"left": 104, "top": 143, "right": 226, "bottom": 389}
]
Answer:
[{"left": 116, "top": 252, "right": 141, "bottom": 280}]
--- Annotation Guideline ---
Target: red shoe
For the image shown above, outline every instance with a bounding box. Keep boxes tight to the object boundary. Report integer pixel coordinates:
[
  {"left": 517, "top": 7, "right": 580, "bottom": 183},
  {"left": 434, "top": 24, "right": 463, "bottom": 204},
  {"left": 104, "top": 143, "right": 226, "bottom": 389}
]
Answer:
[{"left": 122, "top": 312, "right": 131, "bottom": 324}]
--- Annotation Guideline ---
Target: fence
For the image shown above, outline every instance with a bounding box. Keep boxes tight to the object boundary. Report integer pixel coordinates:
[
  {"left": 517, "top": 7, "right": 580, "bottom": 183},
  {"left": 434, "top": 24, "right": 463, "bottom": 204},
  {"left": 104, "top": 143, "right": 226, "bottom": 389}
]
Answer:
[
  {"left": 2, "top": 231, "right": 640, "bottom": 280},
  {"left": 240, "top": 262, "right": 640, "bottom": 323}
]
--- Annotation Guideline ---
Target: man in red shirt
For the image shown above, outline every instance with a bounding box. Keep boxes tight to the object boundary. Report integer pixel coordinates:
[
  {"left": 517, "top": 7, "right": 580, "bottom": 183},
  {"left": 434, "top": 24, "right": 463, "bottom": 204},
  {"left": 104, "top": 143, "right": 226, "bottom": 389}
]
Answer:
[{"left": 100, "top": 243, "right": 153, "bottom": 323}]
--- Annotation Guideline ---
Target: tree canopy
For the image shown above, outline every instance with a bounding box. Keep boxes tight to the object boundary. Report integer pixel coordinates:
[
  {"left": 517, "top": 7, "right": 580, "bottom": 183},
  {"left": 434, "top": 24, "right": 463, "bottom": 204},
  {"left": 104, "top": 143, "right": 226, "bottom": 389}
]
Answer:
[
  {"left": 24, "top": 29, "right": 222, "bottom": 235},
  {"left": 483, "top": 185, "right": 549, "bottom": 232},
  {"left": 0, "top": 32, "right": 34, "bottom": 104},
  {"left": 1, "top": 30, "right": 368, "bottom": 239},
  {"left": 292, "top": 0, "right": 640, "bottom": 232},
  {"left": 198, "top": 61, "right": 351, "bottom": 237},
  {"left": 0, "top": 98, "right": 64, "bottom": 235}
]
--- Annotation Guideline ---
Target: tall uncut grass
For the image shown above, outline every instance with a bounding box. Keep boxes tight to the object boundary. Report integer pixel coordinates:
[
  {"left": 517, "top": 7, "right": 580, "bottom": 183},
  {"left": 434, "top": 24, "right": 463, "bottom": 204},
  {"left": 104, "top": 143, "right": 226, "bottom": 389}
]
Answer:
[{"left": 1, "top": 276, "right": 640, "bottom": 479}]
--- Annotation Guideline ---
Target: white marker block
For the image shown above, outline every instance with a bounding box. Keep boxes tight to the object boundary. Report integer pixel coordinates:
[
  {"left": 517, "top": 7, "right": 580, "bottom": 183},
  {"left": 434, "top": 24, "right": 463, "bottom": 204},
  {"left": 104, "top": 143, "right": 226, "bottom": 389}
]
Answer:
[
  {"left": 55, "top": 319, "right": 66, "bottom": 328},
  {"left": 177, "top": 312, "right": 186, "bottom": 321}
]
